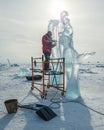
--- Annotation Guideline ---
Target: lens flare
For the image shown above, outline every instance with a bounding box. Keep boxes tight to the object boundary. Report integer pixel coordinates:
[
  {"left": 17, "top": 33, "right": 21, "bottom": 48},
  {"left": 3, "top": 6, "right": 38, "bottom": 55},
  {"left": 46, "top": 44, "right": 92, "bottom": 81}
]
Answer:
[{"left": 50, "top": 0, "right": 67, "bottom": 19}]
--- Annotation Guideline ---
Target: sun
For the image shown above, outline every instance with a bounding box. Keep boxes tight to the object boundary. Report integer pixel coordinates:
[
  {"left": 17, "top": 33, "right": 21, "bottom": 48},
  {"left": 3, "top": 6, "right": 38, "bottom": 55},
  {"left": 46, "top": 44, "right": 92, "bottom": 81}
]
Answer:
[{"left": 50, "top": 0, "right": 67, "bottom": 19}]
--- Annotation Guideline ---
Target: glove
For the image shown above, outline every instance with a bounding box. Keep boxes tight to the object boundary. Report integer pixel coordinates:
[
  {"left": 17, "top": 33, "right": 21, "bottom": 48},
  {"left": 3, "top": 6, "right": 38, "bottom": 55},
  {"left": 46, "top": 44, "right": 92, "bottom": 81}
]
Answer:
[{"left": 52, "top": 40, "right": 57, "bottom": 42}]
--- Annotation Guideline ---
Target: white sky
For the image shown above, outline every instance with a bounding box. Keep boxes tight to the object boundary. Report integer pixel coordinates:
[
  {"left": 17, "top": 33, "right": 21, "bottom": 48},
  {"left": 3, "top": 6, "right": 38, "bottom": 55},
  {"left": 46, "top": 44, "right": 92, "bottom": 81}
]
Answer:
[{"left": 0, "top": 0, "right": 104, "bottom": 63}]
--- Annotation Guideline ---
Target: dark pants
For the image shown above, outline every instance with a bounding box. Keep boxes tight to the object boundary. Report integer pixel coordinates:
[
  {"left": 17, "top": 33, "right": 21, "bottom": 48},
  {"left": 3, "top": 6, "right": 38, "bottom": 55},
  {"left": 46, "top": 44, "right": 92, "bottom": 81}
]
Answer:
[{"left": 43, "top": 52, "right": 50, "bottom": 70}]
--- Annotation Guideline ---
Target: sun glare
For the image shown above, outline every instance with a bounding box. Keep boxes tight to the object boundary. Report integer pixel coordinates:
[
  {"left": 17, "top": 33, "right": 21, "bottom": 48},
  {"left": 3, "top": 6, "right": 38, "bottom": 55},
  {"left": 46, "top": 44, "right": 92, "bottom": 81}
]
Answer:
[{"left": 50, "top": 0, "right": 67, "bottom": 19}]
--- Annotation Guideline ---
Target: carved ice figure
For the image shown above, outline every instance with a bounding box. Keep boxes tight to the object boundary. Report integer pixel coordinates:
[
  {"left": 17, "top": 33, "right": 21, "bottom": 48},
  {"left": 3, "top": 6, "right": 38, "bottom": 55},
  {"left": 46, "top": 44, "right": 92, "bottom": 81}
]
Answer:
[{"left": 48, "top": 11, "right": 95, "bottom": 100}]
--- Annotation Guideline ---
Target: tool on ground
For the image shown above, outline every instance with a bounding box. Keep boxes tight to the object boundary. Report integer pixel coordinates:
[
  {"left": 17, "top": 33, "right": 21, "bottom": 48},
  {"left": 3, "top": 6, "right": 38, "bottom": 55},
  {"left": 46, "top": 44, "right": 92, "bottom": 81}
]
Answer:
[
  {"left": 19, "top": 104, "right": 57, "bottom": 121},
  {"left": 4, "top": 99, "right": 57, "bottom": 121}
]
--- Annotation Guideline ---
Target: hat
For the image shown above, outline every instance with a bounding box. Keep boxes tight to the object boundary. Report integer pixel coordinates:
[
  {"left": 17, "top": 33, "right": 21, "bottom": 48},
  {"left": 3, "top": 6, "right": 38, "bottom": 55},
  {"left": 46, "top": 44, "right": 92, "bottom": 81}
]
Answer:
[{"left": 47, "top": 31, "right": 52, "bottom": 36}]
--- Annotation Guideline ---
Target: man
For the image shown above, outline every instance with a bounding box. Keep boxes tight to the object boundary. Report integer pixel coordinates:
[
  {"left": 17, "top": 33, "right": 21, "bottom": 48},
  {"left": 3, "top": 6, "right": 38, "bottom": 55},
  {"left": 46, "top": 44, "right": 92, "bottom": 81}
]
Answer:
[{"left": 42, "top": 31, "right": 56, "bottom": 70}]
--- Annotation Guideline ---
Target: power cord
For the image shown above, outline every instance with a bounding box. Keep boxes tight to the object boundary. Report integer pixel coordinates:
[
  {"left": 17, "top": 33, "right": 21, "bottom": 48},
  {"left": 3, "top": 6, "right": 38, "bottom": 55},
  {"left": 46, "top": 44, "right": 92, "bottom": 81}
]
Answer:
[
  {"left": 76, "top": 101, "right": 104, "bottom": 116},
  {"left": 49, "top": 95, "right": 104, "bottom": 116}
]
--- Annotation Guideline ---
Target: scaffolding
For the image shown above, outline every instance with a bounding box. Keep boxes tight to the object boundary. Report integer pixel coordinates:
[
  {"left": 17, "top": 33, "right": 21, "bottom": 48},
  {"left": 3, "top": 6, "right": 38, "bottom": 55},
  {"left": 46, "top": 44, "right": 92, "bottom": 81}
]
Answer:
[{"left": 31, "top": 56, "right": 65, "bottom": 99}]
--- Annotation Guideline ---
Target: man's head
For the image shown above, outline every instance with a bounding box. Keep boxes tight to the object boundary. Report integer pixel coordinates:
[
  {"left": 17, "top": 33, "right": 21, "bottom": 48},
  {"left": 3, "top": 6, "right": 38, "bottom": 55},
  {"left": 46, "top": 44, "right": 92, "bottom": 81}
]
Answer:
[{"left": 47, "top": 31, "right": 52, "bottom": 37}]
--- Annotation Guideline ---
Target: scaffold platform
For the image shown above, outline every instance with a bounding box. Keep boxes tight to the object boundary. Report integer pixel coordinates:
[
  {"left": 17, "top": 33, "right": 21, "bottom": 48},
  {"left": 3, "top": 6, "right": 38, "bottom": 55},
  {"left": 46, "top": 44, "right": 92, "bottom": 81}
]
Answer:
[{"left": 31, "top": 56, "right": 66, "bottom": 99}]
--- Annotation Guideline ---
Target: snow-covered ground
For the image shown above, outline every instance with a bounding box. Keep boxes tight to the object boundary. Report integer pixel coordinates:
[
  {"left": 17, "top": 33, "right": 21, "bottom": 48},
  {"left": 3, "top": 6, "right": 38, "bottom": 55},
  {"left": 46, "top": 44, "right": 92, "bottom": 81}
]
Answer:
[{"left": 0, "top": 63, "right": 104, "bottom": 130}]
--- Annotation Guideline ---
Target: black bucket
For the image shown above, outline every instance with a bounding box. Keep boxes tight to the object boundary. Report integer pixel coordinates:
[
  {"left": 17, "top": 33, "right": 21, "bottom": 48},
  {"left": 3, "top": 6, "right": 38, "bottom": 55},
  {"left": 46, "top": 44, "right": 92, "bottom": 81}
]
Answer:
[{"left": 4, "top": 99, "right": 18, "bottom": 114}]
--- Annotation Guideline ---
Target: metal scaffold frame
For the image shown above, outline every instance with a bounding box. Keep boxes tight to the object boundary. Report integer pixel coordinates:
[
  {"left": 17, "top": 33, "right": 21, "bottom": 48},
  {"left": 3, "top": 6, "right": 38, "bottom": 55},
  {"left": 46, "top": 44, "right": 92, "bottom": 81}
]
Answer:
[{"left": 31, "top": 56, "right": 65, "bottom": 99}]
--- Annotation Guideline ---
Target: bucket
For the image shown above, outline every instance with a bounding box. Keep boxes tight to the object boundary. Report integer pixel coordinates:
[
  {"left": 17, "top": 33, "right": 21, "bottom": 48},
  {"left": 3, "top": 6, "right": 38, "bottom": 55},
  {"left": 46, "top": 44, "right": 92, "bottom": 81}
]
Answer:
[{"left": 4, "top": 99, "right": 18, "bottom": 114}]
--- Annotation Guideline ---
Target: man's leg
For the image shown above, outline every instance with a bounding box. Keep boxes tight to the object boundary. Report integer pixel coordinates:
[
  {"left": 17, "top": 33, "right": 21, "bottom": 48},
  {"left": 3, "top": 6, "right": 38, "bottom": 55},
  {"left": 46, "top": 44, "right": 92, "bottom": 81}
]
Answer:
[{"left": 44, "top": 53, "right": 50, "bottom": 70}]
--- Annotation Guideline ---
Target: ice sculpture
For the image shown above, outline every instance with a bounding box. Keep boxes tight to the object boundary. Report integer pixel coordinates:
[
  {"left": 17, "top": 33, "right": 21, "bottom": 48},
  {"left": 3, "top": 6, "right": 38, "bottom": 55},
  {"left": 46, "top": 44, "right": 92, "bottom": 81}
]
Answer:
[{"left": 48, "top": 11, "right": 95, "bottom": 100}]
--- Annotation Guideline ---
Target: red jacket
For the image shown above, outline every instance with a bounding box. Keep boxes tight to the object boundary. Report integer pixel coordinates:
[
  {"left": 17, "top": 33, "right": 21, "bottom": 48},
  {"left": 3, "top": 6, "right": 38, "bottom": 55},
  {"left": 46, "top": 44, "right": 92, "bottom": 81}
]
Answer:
[{"left": 42, "top": 33, "right": 55, "bottom": 54}]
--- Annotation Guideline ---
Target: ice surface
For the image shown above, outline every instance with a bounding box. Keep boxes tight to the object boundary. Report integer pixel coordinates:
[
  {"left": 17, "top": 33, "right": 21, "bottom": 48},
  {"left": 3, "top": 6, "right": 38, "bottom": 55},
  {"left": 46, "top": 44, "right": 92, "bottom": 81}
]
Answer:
[{"left": 0, "top": 62, "right": 104, "bottom": 130}]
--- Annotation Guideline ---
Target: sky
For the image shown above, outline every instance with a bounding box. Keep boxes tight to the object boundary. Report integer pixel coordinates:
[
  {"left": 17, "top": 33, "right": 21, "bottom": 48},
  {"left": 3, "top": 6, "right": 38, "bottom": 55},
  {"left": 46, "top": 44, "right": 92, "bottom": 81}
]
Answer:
[{"left": 0, "top": 0, "right": 104, "bottom": 63}]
